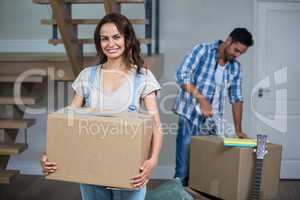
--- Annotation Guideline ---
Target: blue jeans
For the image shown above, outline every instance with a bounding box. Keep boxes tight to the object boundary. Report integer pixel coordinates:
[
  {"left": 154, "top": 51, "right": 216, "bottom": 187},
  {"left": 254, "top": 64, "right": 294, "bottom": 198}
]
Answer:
[
  {"left": 175, "top": 116, "right": 202, "bottom": 186},
  {"left": 80, "top": 184, "right": 146, "bottom": 200}
]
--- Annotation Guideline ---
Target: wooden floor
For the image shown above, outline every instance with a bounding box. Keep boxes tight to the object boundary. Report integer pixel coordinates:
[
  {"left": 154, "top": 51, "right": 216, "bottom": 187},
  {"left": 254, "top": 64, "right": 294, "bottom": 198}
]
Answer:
[{"left": 0, "top": 175, "right": 299, "bottom": 200}]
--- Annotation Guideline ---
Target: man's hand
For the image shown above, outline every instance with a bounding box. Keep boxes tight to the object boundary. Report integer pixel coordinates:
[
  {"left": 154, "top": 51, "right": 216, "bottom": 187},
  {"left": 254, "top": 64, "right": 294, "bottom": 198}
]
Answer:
[
  {"left": 236, "top": 131, "right": 247, "bottom": 139},
  {"left": 182, "top": 84, "right": 213, "bottom": 118},
  {"left": 197, "top": 96, "right": 213, "bottom": 118}
]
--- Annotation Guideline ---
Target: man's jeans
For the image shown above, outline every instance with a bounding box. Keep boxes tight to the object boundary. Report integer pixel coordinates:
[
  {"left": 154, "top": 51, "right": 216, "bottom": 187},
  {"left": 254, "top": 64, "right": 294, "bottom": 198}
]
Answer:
[
  {"left": 80, "top": 184, "right": 146, "bottom": 200},
  {"left": 175, "top": 116, "right": 202, "bottom": 186}
]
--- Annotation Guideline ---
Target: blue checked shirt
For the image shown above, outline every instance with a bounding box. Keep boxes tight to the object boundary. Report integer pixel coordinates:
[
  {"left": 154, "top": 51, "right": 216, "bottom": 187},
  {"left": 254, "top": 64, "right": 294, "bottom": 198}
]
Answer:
[{"left": 173, "top": 40, "right": 243, "bottom": 127}]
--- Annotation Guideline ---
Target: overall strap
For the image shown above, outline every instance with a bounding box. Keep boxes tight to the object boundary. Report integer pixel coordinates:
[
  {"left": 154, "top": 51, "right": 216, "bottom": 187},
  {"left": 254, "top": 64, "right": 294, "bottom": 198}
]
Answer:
[
  {"left": 86, "top": 66, "right": 98, "bottom": 106},
  {"left": 89, "top": 66, "right": 98, "bottom": 85},
  {"left": 128, "top": 72, "right": 142, "bottom": 112}
]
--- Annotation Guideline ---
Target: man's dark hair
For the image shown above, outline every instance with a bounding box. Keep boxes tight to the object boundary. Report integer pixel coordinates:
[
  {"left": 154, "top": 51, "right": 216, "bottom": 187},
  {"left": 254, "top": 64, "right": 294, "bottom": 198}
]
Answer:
[{"left": 229, "top": 28, "right": 254, "bottom": 47}]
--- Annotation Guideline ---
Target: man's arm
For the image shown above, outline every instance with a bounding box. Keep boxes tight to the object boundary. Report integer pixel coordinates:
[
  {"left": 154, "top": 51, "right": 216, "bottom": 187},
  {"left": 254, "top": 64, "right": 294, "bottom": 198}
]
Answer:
[
  {"left": 176, "top": 44, "right": 213, "bottom": 118},
  {"left": 182, "top": 83, "right": 213, "bottom": 118},
  {"left": 229, "top": 62, "right": 247, "bottom": 138},
  {"left": 176, "top": 44, "right": 203, "bottom": 86},
  {"left": 232, "top": 102, "right": 247, "bottom": 138}
]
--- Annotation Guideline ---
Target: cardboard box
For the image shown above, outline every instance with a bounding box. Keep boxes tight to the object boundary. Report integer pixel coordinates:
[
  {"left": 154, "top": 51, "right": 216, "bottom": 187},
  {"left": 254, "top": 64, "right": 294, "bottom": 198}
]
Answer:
[
  {"left": 46, "top": 108, "right": 153, "bottom": 189},
  {"left": 189, "top": 136, "right": 282, "bottom": 200}
]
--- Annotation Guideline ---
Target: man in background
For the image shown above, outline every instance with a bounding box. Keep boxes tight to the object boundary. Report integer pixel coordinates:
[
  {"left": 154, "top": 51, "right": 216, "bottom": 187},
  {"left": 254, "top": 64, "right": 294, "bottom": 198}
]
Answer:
[{"left": 173, "top": 28, "right": 254, "bottom": 186}]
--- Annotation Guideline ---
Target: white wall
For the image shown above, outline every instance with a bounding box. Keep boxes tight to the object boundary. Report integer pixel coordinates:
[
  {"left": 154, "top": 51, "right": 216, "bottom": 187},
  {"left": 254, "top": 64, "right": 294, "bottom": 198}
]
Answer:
[{"left": 1, "top": 0, "right": 262, "bottom": 178}]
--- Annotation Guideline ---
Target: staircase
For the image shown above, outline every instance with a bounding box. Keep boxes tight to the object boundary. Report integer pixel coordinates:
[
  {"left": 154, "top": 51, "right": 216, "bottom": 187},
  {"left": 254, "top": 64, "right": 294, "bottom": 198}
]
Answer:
[{"left": 0, "top": 75, "right": 42, "bottom": 184}]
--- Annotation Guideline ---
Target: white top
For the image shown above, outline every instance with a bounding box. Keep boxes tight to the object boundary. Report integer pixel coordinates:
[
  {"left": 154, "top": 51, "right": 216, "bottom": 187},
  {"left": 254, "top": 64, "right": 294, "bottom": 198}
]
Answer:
[
  {"left": 72, "top": 65, "right": 161, "bottom": 113},
  {"left": 212, "top": 64, "right": 226, "bottom": 115}
]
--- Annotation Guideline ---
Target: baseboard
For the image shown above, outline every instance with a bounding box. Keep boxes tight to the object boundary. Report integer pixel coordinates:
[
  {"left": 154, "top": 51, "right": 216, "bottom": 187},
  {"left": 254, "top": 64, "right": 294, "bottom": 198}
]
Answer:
[
  {"left": 281, "top": 160, "right": 300, "bottom": 179},
  {"left": 0, "top": 39, "right": 96, "bottom": 53},
  {"left": 9, "top": 159, "right": 300, "bottom": 179},
  {"left": 7, "top": 160, "right": 175, "bottom": 179},
  {"left": 151, "top": 165, "right": 175, "bottom": 179}
]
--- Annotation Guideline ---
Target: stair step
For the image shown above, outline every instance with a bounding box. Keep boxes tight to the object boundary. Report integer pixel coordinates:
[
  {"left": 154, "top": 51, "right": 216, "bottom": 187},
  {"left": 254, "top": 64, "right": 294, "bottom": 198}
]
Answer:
[
  {"left": 0, "top": 75, "right": 43, "bottom": 83},
  {"left": 0, "top": 53, "right": 163, "bottom": 81},
  {"left": 33, "top": 0, "right": 144, "bottom": 4},
  {"left": 49, "top": 38, "right": 151, "bottom": 45},
  {"left": 0, "top": 119, "right": 35, "bottom": 129},
  {"left": 0, "top": 143, "right": 28, "bottom": 155},
  {"left": 0, "top": 170, "right": 19, "bottom": 184},
  {"left": 0, "top": 96, "right": 37, "bottom": 105},
  {"left": 41, "top": 18, "right": 149, "bottom": 25}
]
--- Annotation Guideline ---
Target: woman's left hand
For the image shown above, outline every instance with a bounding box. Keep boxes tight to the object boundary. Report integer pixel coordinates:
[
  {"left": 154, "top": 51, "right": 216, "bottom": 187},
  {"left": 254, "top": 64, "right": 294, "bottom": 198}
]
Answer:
[{"left": 131, "top": 158, "right": 157, "bottom": 188}]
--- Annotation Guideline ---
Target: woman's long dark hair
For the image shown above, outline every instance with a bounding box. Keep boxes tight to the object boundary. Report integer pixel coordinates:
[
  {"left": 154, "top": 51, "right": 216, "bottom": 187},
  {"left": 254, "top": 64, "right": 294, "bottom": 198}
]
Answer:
[{"left": 94, "top": 13, "right": 145, "bottom": 74}]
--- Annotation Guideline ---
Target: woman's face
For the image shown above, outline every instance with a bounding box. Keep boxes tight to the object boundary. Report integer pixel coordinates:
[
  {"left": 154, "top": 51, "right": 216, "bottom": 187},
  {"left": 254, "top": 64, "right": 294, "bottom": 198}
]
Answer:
[{"left": 99, "top": 23, "right": 125, "bottom": 60}]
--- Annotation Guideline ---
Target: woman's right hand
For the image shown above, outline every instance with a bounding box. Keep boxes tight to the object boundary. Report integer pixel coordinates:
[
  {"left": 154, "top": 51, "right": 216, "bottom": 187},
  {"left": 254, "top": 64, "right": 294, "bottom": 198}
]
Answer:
[{"left": 41, "top": 153, "right": 57, "bottom": 176}]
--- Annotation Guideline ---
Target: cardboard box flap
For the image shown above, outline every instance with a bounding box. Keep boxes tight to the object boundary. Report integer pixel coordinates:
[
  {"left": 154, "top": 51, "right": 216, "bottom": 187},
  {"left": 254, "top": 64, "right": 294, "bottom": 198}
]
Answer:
[
  {"left": 49, "top": 107, "right": 152, "bottom": 121},
  {"left": 191, "top": 135, "right": 223, "bottom": 144}
]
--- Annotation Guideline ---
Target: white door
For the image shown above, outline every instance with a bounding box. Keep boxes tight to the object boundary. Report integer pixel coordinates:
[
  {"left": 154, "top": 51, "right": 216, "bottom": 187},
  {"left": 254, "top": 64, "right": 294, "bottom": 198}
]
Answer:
[{"left": 252, "top": 1, "right": 300, "bottom": 178}]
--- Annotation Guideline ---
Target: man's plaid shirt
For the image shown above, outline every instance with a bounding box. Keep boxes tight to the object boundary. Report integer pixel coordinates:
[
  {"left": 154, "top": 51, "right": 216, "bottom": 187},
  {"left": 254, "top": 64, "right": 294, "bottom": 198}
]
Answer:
[{"left": 173, "top": 40, "right": 243, "bottom": 127}]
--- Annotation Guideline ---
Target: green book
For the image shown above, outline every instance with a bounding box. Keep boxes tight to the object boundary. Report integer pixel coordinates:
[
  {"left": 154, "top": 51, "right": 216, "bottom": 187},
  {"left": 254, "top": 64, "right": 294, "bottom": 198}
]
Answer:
[{"left": 223, "top": 138, "right": 257, "bottom": 148}]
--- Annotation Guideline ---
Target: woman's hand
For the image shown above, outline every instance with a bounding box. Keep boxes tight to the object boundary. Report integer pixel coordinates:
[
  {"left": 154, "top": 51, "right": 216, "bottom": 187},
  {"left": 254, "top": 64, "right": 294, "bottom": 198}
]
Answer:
[
  {"left": 131, "top": 158, "right": 158, "bottom": 188},
  {"left": 40, "top": 153, "right": 57, "bottom": 176}
]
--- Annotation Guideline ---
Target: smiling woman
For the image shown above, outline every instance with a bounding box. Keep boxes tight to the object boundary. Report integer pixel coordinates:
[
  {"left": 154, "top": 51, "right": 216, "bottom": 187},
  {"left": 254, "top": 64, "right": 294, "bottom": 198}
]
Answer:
[{"left": 41, "top": 13, "right": 163, "bottom": 200}]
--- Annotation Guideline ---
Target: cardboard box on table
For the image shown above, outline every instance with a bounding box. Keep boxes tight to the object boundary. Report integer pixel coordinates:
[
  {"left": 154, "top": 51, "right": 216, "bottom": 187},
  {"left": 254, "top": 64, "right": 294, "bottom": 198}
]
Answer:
[
  {"left": 189, "top": 135, "right": 282, "bottom": 200},
  {"left": 46, "top": 107, "right": 153, "bottom": 189}
]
